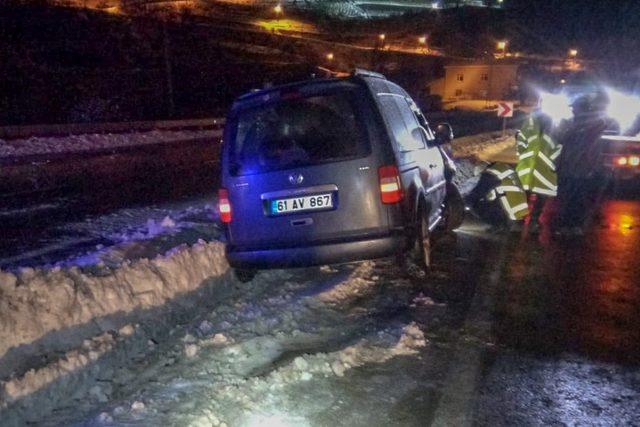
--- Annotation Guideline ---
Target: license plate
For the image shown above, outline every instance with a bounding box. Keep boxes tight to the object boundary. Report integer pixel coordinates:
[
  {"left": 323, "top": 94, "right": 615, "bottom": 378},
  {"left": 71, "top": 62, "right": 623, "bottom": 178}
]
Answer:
[{"left": 270, "top": 193, "right": 333, "bottom": 215}]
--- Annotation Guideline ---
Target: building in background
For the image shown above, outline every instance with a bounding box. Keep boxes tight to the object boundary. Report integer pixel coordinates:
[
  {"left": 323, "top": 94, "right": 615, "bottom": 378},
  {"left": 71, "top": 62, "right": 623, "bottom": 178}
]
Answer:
[{"left": 427, "top": 61, "right": 520, "bottom": 103}]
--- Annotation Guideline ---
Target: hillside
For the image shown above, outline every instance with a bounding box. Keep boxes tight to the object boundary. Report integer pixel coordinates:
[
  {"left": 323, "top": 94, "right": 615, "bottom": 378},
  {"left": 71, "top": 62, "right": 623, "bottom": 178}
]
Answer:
[
  {"left": 0, "top": 2, "right": 315, "bottom": 125},
  {"left": 2, "top": 0, "right": 639, "bottom": 125}
]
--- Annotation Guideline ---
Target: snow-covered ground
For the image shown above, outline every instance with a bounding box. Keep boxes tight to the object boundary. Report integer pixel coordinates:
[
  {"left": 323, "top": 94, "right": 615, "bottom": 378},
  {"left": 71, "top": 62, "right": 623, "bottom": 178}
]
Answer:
[
  {"left": 0, "top": 195, "right": 220, "bottom": 269},
  {"left": 449, "top": 131, "right": 516, "bottom": 195},
  {"left": 2, "top": 257, "right": 435, "bottom": 427},
  {"left": 0, "top": 131, "right": 509, "bottom": 426},
  {"left": 0, "top": 129, "right": 219, "bottom": 159}
]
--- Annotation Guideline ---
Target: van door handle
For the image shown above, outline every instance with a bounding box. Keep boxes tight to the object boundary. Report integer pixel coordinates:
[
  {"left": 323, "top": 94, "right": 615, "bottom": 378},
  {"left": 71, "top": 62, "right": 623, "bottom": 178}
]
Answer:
[{"left": 429, "top": 164, "right": 437, "bottom": 169}]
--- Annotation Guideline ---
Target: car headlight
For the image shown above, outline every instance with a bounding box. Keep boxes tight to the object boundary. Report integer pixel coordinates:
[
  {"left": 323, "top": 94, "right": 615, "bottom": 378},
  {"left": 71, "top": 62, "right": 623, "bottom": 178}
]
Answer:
[
  {"left": 538, "top": 91, "right": 573, "bottom": 124},
  {"left": 605, "top": 88, "right": 640, "bottom": 133}
]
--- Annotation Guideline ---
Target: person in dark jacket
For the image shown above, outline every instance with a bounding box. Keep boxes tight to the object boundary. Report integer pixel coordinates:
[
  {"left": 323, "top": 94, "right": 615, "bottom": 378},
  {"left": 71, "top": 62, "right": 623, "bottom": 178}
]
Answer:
[{"left": 554, "top": 93, "right": 613, "bottom": 234}]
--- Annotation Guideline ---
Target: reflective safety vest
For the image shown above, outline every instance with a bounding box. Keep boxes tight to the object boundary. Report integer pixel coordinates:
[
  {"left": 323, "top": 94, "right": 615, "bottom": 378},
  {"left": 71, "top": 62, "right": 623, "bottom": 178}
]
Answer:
[
  {"left": 485, "top": 163, "right": 530, "bottom": 221},
  {"left": 515, "top": 115, "right": 562, "bottom": 197}
]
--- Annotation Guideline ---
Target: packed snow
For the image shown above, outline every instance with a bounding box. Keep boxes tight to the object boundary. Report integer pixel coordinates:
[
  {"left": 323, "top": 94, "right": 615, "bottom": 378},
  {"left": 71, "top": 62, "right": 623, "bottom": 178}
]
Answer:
[
  {"left": 0, "top": 240, "right": 229, "bottom": 380},
  {"left": 450, "top": 131, "right": 517, "bottom": 195},
  {"left": 449, "top": 131, "right": 516, "bottom": 159},
  {"left": 0, "top": 255, "right": 435, "bottom": 426},
  {"left": 0, "top": 196, "right": 220, "bottom": 270},
  {"left": 0, "top": 129, "right": 219, "bottom": 159}
]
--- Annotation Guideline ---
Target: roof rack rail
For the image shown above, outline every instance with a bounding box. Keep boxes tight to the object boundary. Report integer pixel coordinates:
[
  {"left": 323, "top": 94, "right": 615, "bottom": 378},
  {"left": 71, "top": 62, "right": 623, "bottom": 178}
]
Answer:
[{"left": 352, "top": 68, "right": 386, "bottom": 80}]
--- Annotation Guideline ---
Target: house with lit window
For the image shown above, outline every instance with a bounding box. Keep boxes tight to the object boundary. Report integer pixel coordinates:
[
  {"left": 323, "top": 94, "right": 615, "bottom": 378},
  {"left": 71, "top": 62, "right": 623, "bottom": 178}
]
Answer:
[{"left": 427, "top": 62, "right": 520, "bottom": 103}]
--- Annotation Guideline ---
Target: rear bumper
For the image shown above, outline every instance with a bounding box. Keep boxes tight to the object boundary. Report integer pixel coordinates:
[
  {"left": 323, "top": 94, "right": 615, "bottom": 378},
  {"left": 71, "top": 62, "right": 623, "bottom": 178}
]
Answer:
[
  {"left": 604, "top": 165, "right": 640, "bottom": 180},
  {"left": 226, "top": 233, "right": 406, "bottom": 269}
]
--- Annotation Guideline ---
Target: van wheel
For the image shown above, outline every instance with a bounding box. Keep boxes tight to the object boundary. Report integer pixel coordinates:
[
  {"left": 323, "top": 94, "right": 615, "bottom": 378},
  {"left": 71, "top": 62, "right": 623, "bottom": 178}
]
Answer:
[
  {"left": 414, "top": 212, "right": 432, "bottom": 271},
  {"left": 444, "top": 183, "right": 465, "bottom": 231},
  {"left": 234, "top": 268, "right": 257, "bottom": 283}
]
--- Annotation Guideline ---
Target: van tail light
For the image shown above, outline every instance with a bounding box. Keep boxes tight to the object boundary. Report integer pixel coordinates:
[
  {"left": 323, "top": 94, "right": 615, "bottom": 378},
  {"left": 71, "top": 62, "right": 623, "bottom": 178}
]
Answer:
[
  {"left": 378, "top": 165, "right": 404, "bottom": 204},
  {"left": 218, "top": 188, "right": 232, "bottom": 223}
]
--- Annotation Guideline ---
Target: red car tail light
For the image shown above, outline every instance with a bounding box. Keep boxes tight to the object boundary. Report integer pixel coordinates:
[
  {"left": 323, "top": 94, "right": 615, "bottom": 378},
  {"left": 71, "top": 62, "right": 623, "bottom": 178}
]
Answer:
[
  {"left": 614, "top": 156, "right": 640, "bottom": 167},
  {"left": 378, "top": 165, "right": 404, "bottom": 204},
  {"left": 218, "top": 188, "right": 232, "bottom": 223}
]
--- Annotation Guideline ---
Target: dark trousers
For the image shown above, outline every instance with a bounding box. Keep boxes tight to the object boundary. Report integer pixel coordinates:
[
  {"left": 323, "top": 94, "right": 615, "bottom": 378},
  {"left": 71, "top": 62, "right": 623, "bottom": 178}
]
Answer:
[
  {"left": 556, "top": 176, "right": 604, "bottom": 228},
  {"left": 528, "top": 193, "right": 546, "bottom": 225},
  {"left": 466, "top": 173, "right": 506, "bottom": 226}
]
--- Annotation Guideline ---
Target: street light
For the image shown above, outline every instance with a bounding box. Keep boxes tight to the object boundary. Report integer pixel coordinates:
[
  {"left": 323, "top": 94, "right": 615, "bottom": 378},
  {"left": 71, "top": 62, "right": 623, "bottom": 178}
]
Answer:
[
  {"left": 379, "top": 33, "right": 386, "bottom": 41},
  {"left": 326, "top": 52, "right": 334, "bottom": 61},
  {"left": 274, "top": 4, "right": 282, "bottom": 15},
  {"left": 496, "top": 40, "right": 507, "bottom": 58},
  {"left": 418, "top": 35, "right": 427, "bottom": 44},
  {"left": 569, "top": 48, "right": 578, "bottom": 58}
]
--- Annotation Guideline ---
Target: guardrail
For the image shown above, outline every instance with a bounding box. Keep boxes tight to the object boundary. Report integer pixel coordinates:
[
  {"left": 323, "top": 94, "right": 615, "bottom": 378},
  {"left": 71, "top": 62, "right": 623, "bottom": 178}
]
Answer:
[{"left": 0, "top": 117, "right": 226, "bottom": 140}]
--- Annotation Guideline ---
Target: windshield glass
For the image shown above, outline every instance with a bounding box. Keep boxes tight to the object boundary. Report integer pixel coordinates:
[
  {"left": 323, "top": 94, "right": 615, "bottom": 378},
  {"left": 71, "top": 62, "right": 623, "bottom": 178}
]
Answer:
[{"left": 228, "top": 88, "right": 370, "bottom": 176}]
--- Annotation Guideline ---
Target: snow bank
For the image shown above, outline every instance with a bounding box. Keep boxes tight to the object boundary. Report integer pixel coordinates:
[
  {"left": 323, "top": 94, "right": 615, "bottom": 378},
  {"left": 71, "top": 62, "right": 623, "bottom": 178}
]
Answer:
[
  {"left": 449, "top": 131, "right": 516, "bottom": 195},
  {"left": 193, "top": 322, "right": 426, "bottom": 426},
  {"left": 450, "top": 131, "right": 515, "bottom": 159},
  {"left": 0, "top": 240, "right": 229, "bottom": 370},
  {"left": 0, "top": 129, "right": 217, "bottom": 159},
  {"left": 2, "top": 331, "right": 117, "bottom": 403},
  {"left": 236, "top": 0, "right": 367, "bottom": 18}
]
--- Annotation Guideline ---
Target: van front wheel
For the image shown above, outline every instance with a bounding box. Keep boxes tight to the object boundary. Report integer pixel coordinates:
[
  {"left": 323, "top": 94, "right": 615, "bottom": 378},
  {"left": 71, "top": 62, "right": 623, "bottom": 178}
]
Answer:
[
  {"left": 444, "top": 183, "right": 465, "bottom": 231},
  {"left": 414, "top": 212, "right": 432, "bottom": 271}
]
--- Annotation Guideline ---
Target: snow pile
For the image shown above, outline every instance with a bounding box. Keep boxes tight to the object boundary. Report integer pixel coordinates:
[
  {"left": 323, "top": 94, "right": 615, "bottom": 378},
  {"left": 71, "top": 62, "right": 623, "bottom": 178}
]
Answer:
[
  {"left": 70, "top": 259, "right": 426, "bottom": 426},
  {"left": 450, "top": 131, "right": 515, "bottom": 159},
  {"left": 410, "top": 292, "right": 444, "bottom": 308},
  {"left": 0, "top": 240, "right": 229, "bottom": 369},
  {"left": 264, "top": 322, "right": 426, "bottom": 383},
  {"left": 0, "top": 129, "right": 217, "bottom": 159},
  {"left": 1, "top": 330, "right": 118, "bottom": 404},
  {"left": 316, "top": 1, "right": 368, "bottom": 18},
  {"left": 145, "top": 320, "right": 427, "bottom": 427},
  {"left": 317, "top": 261, "right": 377, "bottom": 303},
  {"left": 52, "top": 201, "right": 219, "bottom": 270},
  {"left": 193, "top": 322, "right": 426, "bottom": 426},
  {"left": 245, "top": 0, "right": 367, "bottom": 18},
  {"left": 448, "top": 131, "right": 517, "bottom": 196}
]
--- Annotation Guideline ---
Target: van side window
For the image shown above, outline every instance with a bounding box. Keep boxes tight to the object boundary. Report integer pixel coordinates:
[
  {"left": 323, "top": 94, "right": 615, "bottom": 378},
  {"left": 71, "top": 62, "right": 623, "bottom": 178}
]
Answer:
[
  {"left": 407, "top": 99, "right": 435, "bottom": 141},
  {"left": 378, "top": 94, "right": 426, "bottom": 152}
]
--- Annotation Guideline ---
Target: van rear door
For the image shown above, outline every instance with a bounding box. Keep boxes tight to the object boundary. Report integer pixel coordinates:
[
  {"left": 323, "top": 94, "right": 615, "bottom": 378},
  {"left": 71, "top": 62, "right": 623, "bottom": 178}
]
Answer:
[{"left": 223, "top": 82, "right": 390, "bottom": 250}]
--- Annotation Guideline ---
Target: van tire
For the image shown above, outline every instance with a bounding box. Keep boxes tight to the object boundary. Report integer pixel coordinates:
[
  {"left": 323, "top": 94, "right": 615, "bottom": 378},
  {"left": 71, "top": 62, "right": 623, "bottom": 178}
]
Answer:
[
  {"left": 415, "top": 212, "right": 432, "bottom": 271},
  {"left": 444, "top": 183, "right": 465, "bottom": 231},
  {"left": 234, "top": 268, "right": 257, "bottom": 283}
]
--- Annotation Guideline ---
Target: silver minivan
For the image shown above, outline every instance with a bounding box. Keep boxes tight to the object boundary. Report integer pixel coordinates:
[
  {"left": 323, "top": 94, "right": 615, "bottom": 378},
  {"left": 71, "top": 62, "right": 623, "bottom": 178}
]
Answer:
[{"left": 219, "top": 69, "right": 463, "bottom": 281}]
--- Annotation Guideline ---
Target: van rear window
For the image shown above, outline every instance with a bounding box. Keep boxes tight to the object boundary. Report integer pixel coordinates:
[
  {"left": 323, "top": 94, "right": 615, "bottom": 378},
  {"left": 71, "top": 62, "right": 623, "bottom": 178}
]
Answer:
[{"left": 228, "top": 89, "right": 370, "bottom": 176}]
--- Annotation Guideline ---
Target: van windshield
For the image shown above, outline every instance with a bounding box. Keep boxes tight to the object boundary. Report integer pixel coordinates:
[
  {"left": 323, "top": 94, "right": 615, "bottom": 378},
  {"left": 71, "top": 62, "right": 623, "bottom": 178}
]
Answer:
[{"left": 228, "top": 88, "right": 370, "bottom": 176}]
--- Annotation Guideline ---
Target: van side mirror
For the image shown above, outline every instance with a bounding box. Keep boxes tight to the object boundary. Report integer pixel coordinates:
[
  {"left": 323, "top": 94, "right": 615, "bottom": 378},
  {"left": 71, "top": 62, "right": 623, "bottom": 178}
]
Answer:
[
  {"left": 434, "top": 123, "right": 454, "bottom": 145},
  {"left": 411, "top": 127, "right": 431, "bottom": 148}
]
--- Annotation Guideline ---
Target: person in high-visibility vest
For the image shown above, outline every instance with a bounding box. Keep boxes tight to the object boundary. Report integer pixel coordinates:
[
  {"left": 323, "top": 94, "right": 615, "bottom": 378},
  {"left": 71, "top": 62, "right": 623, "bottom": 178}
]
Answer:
[
  {"left": 515, "top": 113, "right": 562, "bottom": 230},
  {"left": 466, "top": 162, "right": 530, "bottom": 227}
]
